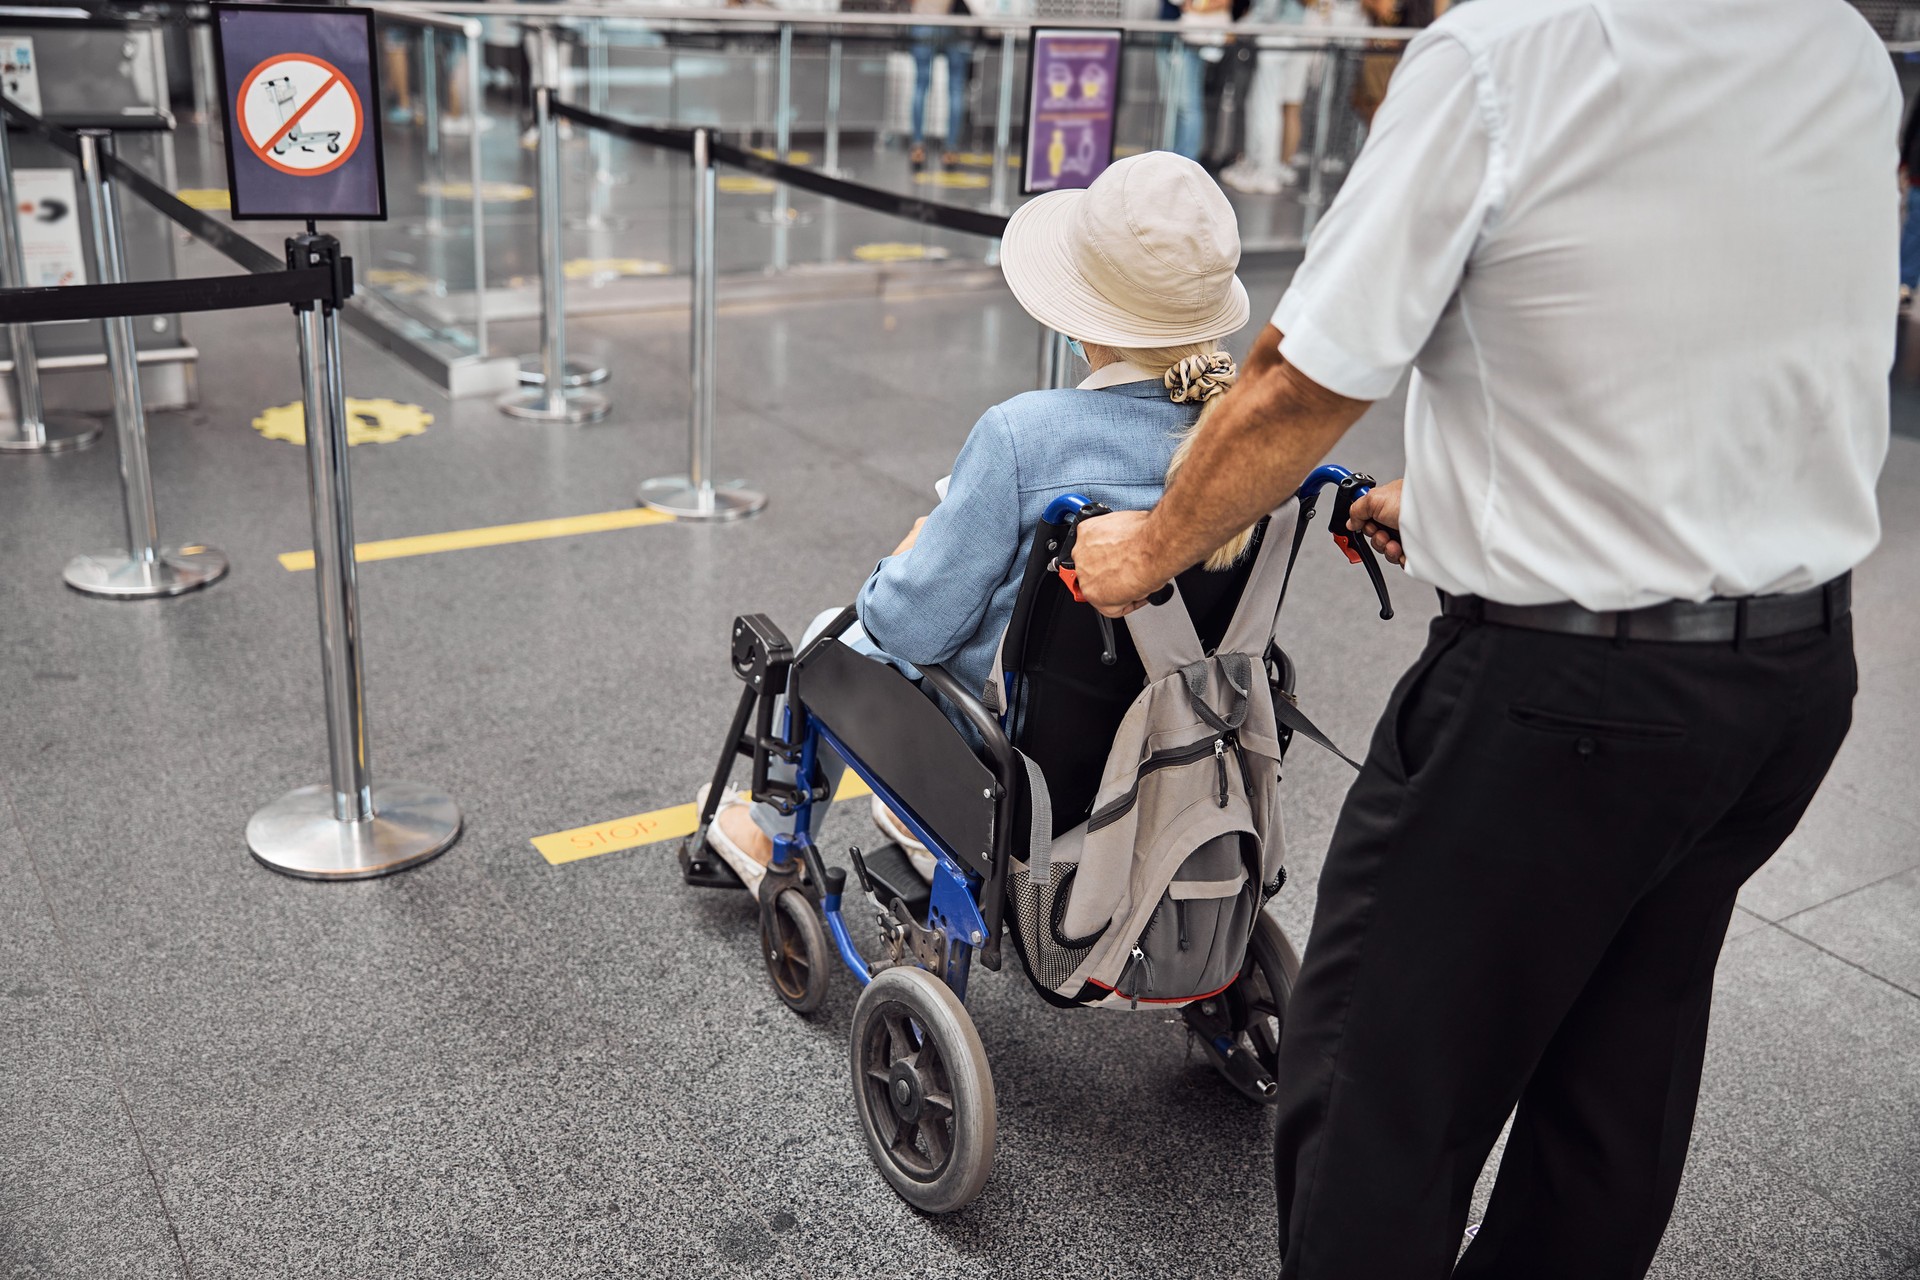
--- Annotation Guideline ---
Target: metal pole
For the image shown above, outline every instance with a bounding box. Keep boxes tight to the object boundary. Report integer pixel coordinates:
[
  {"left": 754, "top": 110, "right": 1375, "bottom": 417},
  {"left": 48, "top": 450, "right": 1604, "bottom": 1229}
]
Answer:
[
  {"left": 412, "top": 27, "right": 449, "bottom": 238},
  {"left": 0, "top": 111, "right": 100, "bottom": 454},
  {"left": 465, "top": 23, "right": 490, "bottom": 358},
  {"left": 755, "top": 23, "right": 799, "bottom": 265},
  {"left": 1037, "top": 328, "right": 1073, "bottom": 389},
  {"left": 248, "top": 235, "right": 461, "bottom": 880},
  {"left": 988, "top": 28, "right": 1015, "bottom": 214},
  {"left": 190, "top": 13, "right": 218, "bottom": 125},
  {"left": 822, "top": 38, "right": 845, "bottom": 177},
  {"left": 640, "top": 128, "right": 765, "bottom": 522},
  {"left": 569, "top": 19, "right": 629, "bottom": 230},
  {"left": 62, "top": 131, "right": 226, "bottom": 599},
  {"left": 1302, "top": 43, "right": 1340, "bottom": 233},
  {"left": 506, "top": 31, "right": 611, "bottom": 409}
]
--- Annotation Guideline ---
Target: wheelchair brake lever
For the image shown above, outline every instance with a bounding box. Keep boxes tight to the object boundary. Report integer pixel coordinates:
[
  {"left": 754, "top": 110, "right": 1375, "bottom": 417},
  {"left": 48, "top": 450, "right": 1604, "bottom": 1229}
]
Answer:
[{"left": 1327, "top": 474, "right": 1396, "bottom": 621}]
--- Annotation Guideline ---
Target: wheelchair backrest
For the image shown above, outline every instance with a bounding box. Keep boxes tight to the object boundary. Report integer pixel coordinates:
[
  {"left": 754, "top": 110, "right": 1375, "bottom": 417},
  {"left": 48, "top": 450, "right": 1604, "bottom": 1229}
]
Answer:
[{"left": 1000, "top": 512, "right": 1268, "bottom": 837}]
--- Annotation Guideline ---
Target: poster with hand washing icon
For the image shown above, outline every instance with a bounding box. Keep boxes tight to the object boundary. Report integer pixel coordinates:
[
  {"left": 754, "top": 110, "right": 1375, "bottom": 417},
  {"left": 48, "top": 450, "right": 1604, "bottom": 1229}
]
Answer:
[{"left": 1021, "top": 29, "right": 1121, "bottom": 195}]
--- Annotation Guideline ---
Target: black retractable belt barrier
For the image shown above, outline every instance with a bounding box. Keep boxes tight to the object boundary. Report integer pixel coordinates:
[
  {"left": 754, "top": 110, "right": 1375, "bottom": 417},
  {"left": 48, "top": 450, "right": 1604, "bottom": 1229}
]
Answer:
[
  {"left": 0, "top": 267, "right": 344, "bottom": 325},
  {"left": 551, "top": 100, "right": 1013, "bottom": 240}
]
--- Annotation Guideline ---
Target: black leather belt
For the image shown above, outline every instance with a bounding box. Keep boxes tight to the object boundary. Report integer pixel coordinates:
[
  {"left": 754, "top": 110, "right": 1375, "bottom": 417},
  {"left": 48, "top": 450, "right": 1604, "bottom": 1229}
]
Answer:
[{"left": 1439, "top": 574, "right": 1850, "bottom": 643}]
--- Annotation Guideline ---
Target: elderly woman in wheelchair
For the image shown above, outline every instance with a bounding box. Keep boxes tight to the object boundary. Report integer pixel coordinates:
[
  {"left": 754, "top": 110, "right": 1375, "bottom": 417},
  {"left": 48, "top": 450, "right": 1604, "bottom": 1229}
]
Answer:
[{"left": 682, "top": 152, "right": 1393, "bottom": 1213}]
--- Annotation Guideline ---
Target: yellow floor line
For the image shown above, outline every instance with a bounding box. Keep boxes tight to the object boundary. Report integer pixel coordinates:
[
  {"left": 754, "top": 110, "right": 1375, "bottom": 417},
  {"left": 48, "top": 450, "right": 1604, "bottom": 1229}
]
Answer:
[
  {"left": 533, "top": 773, "right": 874, "bottom": 866},
  {"left": 279, "top": 507, "right": 676, "bottom": 571}
]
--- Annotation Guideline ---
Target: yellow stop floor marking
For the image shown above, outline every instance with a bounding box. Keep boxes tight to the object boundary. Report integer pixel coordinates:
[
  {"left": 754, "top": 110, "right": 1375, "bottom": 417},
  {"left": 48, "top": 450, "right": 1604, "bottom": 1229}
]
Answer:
[
  {"left": 278, "top": 506, "right": 675, "bottom": 572},
  {"left": 913, "top": 170, "right": 988, "bottom": 189},
  {"left": 853, "top": 242, "right": 949, "bottom": 263},
  {"left": 564, "top": 256, "right": 671, "bottom": 281},
  {"left": 254, "top": 397, "right": 432, "bottom": 448},
  {"left": 364, "top": 267, "right": 439, "bottom": 295},
  {"left": 175, "top": 187, "right": 231, "bottom": 210},
  {"left": 750, "top": 147, "right": 813, "bottom": 164},
  {"left": 717, "top": 174, "right": 776, "bottom": 195},
  {"left": 533, "top": 773, "right": 874, "bottom": 866},
  {"left": 417, "top": 180, "right": 534, "bottom": 202},
  {"left": 944, "top": 152, "right": 995, "bottom": 168}
]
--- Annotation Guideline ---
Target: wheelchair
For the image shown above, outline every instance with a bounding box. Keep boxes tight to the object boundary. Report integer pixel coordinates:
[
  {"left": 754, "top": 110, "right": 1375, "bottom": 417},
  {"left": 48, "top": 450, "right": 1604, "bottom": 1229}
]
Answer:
[{"left": 681, "top": 465, "right": 1394, "bottom": 1213}]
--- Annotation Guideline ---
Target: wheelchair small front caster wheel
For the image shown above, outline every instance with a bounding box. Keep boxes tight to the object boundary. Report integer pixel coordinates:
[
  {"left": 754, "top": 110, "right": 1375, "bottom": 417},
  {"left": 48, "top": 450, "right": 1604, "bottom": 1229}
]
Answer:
[
  {"left": 1213, "top": 909, "right": 1299, "bottom": 1105},
  {"left": 850, "top": 966, "right": 995, "bottom": 1214},
  {"left": 760, "top": 887, "right": 829, "bottom": 1015}
]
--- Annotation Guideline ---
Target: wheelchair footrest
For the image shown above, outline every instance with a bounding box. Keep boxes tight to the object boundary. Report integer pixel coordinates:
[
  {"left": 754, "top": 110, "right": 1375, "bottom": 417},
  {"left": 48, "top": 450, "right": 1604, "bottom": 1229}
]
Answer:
[
  {"left": 859, "top": 841, "right": 931, "bottom": 923},
  {"left": 678, "top": 838, "right": 746, "bottom": 891}
]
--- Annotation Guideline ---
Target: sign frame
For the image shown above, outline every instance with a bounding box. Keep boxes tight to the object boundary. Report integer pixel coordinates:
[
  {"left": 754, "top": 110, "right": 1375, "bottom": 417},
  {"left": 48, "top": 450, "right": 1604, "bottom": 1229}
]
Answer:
[
  {"left": 211, "top": 1, "right": 388, "bottom": 222},
  {"left": 1020, "top": 26, "right": 1124, "bottom": 197}
]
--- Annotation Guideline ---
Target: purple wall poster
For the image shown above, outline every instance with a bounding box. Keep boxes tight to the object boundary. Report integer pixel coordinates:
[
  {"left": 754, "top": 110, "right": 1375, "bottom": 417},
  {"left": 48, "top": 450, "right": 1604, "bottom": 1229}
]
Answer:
[{"left": 1022, "top": 29, "right": 1123, "bottom": 195}]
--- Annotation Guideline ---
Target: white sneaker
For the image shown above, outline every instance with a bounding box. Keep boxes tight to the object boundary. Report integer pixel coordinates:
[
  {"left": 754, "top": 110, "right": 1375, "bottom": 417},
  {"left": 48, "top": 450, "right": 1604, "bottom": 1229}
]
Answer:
[
  {"left": 1276, "top": 162, "right": 1300, "bottom": 188},
  {"left": 1221, "top": 161, "right": 1283, "bottom": 196},
  {"left": 695, "top": 782, "right": 767, "bottom": 895},
  {"left": 870, "top": 797, "right": 937, "bottom": 881}
]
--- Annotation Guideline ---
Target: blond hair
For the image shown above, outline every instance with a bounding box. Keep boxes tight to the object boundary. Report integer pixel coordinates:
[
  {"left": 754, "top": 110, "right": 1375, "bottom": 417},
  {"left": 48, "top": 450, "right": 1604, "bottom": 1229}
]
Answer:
[{"left": 1109, "top": 342, "right": 1257, "bottom": 572}]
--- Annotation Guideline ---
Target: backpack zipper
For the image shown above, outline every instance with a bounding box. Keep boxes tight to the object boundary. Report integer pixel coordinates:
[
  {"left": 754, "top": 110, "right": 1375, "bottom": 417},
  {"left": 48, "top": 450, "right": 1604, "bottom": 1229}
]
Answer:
[
  {"left": 1176, "top": 898, "right": 1190, "bottom": 951},
  {"left": 1214, "top": 738, "right": 1229, "bottom": 808},
  {"left": 1087, "top": 735, "right": 1238, "bottom": 833},
  {"left": 1122, "top": 944, "right": 1152, "bottom": 1009}
]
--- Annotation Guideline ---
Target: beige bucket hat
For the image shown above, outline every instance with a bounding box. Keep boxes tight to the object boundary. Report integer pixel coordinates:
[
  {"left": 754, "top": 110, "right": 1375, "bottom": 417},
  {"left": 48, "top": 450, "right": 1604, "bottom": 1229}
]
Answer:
[{"left": 1000, "top": 151, "right": 1250, "bottom": 348}]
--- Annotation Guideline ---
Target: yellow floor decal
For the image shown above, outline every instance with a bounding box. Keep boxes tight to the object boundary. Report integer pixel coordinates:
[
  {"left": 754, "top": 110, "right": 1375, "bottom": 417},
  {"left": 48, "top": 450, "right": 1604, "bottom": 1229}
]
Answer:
[
  {"left": 279, "top": 507, "right": 675, "bottom": 572},
  {"left": 717, "top": 175, "right": 776, "bottom": 195},
  {"left": 253, "top": 398, "right": 432, "bottom": 448},
  {"left": 913, "top": 170, "right": 989, "bottom": 189},
  {"left": 564, "top": 256, "right": 671, "bottom": 281},
  {"left": 533, "top": 773, "right": 874, "bottom": 866},
  {"left": 417, "top": 180, "right": 534, "bottom": 203},
  {"left": 853, "top": 242, "right": 949, "bottom": 263},
  {"left": 175, "top": 187, "right": 230, "bottom": 210},
  {"left": 749, "top": 147, "right": 813, "bottom": 164}
]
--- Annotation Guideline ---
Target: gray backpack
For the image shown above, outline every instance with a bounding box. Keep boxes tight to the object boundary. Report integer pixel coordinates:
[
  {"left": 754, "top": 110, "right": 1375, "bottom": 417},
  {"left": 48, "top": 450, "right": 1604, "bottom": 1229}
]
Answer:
[{"left": 1007, "top": 505, "right": 1292, "bottom": 1009}]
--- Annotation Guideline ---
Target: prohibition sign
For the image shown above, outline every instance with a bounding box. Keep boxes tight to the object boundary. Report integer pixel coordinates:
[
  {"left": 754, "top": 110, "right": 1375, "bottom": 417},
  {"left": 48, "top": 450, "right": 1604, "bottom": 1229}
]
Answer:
[{"left": 236, "top": 54, "right": 364, "bottom": 178}]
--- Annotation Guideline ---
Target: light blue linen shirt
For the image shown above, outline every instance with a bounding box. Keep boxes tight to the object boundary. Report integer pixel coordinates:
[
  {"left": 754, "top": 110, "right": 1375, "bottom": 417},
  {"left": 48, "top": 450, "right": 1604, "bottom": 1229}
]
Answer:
[{"left": 856, "top": 378, "right": 1204, "bottom": 708}]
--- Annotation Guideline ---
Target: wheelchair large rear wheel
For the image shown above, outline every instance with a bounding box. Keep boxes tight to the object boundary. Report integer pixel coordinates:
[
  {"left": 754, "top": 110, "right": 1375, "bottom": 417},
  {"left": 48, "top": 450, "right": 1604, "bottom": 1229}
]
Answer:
[
  {"left": 850, "top": 966, "right": 995, "bottom": 1214},
  {"left": 760, "top": 887, "right": 830, "bottom": 1015},
  {"left": 1220, "top": 909, "right": 1300, "bottom": 1104}
]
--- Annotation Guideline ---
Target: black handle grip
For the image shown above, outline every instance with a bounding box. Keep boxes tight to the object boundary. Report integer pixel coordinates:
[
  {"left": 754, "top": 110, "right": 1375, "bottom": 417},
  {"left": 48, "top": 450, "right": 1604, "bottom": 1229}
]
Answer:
[{"left": 1327, "top": 475, "right": 1396, "bottom": 621}]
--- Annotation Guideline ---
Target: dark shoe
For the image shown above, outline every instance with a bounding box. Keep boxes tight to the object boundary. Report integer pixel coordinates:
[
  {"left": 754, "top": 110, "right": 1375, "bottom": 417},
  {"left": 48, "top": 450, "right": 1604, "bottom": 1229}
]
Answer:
[{"left": 909, "top": 142, "right": 927, "bottom": 166}]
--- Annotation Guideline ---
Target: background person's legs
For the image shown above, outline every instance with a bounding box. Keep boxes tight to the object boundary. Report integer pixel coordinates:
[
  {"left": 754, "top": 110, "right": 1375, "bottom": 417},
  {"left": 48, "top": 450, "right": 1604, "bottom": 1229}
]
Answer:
[
  {"left": 909, "top": 34, "right": 937, "bottom": 158},
  {"left": 943, "top": 41, "right": 972, "bottom": 153},
  {"left": 1272, "top": 616, "right": 1856, "bottom": 1279}
]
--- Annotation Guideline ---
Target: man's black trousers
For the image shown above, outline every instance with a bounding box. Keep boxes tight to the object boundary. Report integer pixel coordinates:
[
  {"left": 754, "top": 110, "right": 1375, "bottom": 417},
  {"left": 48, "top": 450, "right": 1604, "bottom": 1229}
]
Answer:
[{"left": 1272, "top": 609, "right": 1857, "bottom": 1279}]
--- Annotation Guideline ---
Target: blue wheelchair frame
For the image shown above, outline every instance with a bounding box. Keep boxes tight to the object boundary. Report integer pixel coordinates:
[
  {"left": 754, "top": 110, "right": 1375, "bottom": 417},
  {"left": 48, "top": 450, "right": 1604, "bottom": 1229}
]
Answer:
[{"left": 761, "top": 463, "right": 1384, "bottom": 1007}]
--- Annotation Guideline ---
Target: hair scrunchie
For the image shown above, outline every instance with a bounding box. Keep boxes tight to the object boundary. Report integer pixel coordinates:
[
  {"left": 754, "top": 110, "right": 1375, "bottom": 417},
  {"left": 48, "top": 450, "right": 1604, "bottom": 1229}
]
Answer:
[{"left": 1165, "top": 351, "right": 1238, "bottom": 404}]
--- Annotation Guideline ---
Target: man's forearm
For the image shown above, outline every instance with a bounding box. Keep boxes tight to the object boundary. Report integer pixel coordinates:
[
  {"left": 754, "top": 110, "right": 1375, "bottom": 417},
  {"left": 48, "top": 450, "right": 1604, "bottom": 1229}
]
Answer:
[{"left": 1140, "top": 326, "right": 1372, "bottom": 579}]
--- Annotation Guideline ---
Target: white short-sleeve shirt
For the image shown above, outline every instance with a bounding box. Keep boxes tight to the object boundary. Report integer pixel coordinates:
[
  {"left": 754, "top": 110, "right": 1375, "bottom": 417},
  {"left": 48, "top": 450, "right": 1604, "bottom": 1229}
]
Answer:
[{"left": 1272, "top": 0, "right": 1902, "bottom": 610}]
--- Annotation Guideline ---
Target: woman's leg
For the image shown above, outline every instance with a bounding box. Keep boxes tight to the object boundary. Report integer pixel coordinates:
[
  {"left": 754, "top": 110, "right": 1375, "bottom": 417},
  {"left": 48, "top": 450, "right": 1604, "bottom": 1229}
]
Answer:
[
  {"left": 943, "top": 42, "right": 972, "bottom": 151},
  {"left": 1173, "top": 45, "right": 1205, "bottom": 160},
  {"left": 910, "top": 39, "right": 936, "bottom": 149}
]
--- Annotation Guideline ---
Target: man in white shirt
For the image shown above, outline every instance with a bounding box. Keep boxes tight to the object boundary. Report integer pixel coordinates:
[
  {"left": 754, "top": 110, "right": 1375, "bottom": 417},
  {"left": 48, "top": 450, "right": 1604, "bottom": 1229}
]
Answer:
[{"left": 1070, "top": 0, "right": 1899, "bottom": 1274}]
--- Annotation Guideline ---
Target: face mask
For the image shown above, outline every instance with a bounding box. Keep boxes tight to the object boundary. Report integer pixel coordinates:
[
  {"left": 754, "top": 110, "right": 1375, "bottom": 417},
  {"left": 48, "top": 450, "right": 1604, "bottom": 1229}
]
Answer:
[{"left": 1067, "top": 338, "right": 1088, "bottom": 366}]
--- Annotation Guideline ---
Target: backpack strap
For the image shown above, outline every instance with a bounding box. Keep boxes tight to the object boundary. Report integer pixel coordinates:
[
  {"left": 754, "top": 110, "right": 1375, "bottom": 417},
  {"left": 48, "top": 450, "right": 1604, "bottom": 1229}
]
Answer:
[
  {"left": 1019, "top": 749, "right": 1055, "bottom": 882},
  {"left": 1218, "top": 497, "right": 1304, "bottom": 657},
  {"left": 1120, "top": 579, "right": 1208, "bottom": 684}
]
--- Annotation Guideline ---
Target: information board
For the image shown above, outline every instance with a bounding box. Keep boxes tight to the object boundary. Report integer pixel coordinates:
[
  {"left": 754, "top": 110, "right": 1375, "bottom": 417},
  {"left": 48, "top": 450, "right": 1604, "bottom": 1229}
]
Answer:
[
  {"left": 212, "top": 3, "right": 386, "bottom": 221},
  {"left": 1021, "top": 29, "right": 1122, "bottom": 196}
]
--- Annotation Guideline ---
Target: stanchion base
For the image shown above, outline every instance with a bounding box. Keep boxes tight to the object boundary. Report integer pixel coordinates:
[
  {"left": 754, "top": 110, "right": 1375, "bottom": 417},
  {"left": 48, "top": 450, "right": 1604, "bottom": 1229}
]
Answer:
[
  {"left": 498, "top": 387, "right": 611, "bottom": 424},
  {"left": 247, "top": 780, "right": 462, "bottom": 881},
  {"left": 752, "top": 208, "right": 813, "bottom": 227},
  {"left": 516, "top": 355, "right": 610, "bottom": 388},
  {"left": 63, "top": 545, "right": 229, "bottom": 599},
  {"left": 639, "top": 477, "right": 767, "bottom": 522},
  {"left": 0, "top": 415, "right": 103, "bottom": 454}
]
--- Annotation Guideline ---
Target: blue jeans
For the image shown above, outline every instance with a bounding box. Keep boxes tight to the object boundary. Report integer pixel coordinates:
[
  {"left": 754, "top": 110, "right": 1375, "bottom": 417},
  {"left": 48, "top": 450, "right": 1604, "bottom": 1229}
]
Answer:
[
  {"left": 911, "top": 33, "right": 972, "bottom": 148},
  {"left": 1903, "top": 185, "right": 1920, "bottom": 290},
  {"left": 1159, "top": 41, "right": 1205, "bottom": 161}
]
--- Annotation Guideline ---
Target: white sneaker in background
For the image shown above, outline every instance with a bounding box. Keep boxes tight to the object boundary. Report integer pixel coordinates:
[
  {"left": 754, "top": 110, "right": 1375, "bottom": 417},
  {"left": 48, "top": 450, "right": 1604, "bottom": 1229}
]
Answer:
[
  {"left": 1221, "top": 160, "right": 1284, "bottom": 196},
  {"left": 870, "top": 797, "right": 937, "bottom": 881}
]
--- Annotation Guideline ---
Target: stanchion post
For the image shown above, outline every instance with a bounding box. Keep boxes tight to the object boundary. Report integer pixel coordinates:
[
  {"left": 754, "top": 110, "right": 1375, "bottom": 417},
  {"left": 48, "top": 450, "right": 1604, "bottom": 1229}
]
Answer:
[
  {"left": 755, "top": 22, "right": 800, "bottom": 265},
  {"left": 1302, "top": 41, "right": 1340, "bottom": 233},
  {"left": 412, "top": 27, "right": 451, "bottom": 238},
  {"left": 639, "top": 127, "right": 765, "bottom": 522},
  {"left": 248, "top": 233, "right": 461, "bottom": 880},
  {"left": 988, "top": 28, "right": 1015, "bottom": 215},
  {"left": 822, "top": 37, "right": 845, "bottom": 178},
  {"left": 570, "top": 19, "right": 629, "bottom": 231},
  {"left": 61, "top": 131, "right": 227, "bottom": 598},
  {"left": 505, "top": 25, "right": 611, "bottom": 411},
  {"left": 0, "top": 106, "right": 101, "bottom": 454}
]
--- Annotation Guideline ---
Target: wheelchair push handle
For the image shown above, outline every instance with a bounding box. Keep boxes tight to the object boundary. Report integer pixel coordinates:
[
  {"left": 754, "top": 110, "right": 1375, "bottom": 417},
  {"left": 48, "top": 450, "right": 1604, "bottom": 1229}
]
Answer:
[
  {"left": 1048, "top": 499, "right": 1173, "bottom": 666},
  {"left": 1296, "top": 465, "right": 1396, "bottom": 621}
]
